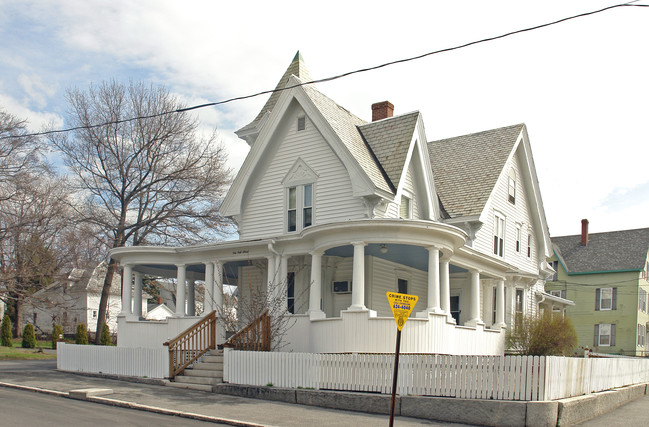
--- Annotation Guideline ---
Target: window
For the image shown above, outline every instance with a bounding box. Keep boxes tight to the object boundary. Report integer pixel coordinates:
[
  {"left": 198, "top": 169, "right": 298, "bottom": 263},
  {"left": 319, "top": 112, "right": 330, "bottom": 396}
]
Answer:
[
  {"left": 596, "top": 287, "right": 617, "bottom": 311},
  {"left": 493, "top": 214, "right": 505, "bottom": 257},
  {"left": 550, "top": 289, "right": 566, "bottom": 299},
  {"left": 492, "top": 287, "right": 497, "bottom": 324},
  {"left": 515, "top": 225, "right": 521, "bottom": 253},
  {"left": 287, "top": 184, "right": 314, "bottom": 232},
  {"left": 397, "top": 278, "right": 408, "bottom": 294},
  {"left": 638, "top": 324, "right": 646, "bottom": 347},
  {"left": 527, "top": 234, "right": 532, "bottom": 258},
  {"left": 594, "top": 323, "right": 616, "bottom": 347},
  {"left": 550, "top": 260, "right": 559, "bottom": 281},
  {"left": 287, "top": 272, "right": 295, "bottom": 314},
  {"left": 508, "top": 168, "right": 516, "bottom": 204},
  {"left": 92, "top": 310, "right": 98, "bottom": 319},
  {"left": 515, "top": 289, "right": 524, "bottom": 327},
  {"left": 399, "top": 195, "right": 411, "bottom": 219},
  {"left": 639, "top": 289, "right": 647, "bottom": 312},
  {"left": 297, "top": 116, "right": 306, "bottom": 131}
]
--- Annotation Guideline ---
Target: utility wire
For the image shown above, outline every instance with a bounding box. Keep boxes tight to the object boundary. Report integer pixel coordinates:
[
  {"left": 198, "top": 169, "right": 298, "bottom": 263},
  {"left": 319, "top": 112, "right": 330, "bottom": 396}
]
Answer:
[{"left": 1, "top": 1, "right": 647, "bottom": 141}]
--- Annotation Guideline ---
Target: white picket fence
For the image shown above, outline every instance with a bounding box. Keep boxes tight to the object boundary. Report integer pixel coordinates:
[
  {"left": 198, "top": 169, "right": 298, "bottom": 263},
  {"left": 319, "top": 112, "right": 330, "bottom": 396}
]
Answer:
[
  {"left": 224, "top": 350, "right": 649, "bottom": 401},
  {"left": 57, "top": 343, "right": 169, "bottom": 378}
]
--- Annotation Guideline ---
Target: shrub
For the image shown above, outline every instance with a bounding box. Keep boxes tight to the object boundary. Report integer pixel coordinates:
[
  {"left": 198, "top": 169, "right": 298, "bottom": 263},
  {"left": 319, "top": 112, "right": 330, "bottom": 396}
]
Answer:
[
  {"left": 100, "top": 323, "right": 111, "bottom": 346},
  {"left": 75, "top": 324, "right": 89, "bottom": 345},
  {"left": 506, "top": 313, "right": 577, "bottom": 356},
  {"left": 22, "top": 324, "right": 37, "bottom": 348},
  {"left": 1, "top": 315, "right": 13, "bottom": 347},
  {"left": 52, "top": 324, "right": 64, "bottom": 349}
]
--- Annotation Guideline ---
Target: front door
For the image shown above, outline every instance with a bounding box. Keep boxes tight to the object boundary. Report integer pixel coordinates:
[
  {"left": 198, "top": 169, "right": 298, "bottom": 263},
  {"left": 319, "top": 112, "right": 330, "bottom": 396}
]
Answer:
[{"left": 450, "top": 295, "right": 460, "bottom": 324}]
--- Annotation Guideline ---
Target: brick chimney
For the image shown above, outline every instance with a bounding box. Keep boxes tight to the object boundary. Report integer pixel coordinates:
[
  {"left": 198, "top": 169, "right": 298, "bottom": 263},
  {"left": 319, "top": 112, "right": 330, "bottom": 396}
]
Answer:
[
  {"left": 372, "top": 101, "right": 394, "bottom": 122},
  {"left": 581, "top": 219, "right": 589, "bottom": 246}
]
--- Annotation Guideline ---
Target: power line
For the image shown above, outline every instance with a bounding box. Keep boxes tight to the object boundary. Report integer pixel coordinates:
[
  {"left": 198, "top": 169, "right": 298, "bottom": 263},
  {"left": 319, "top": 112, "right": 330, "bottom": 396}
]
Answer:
[{"left": 1, "top": 1, "right": 647, "bottom": 141}]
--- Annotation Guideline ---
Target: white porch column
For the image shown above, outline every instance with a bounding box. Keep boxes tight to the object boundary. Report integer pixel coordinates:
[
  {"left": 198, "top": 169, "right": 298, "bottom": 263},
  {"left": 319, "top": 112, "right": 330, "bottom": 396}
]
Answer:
[
  {"left": 204, "top": 262, "right": 215, "bottom": 313},
  {"left": 175, "top": 264, "right": 186, "bottom": 317},
  {"left": 267, "top": 254, "right": 277, "bottom": 311},
  {"left": 466, "top": 269, "right": 483, "bottom": 326},
  {"left": 133, "top": 271, "right": 143, "bottom": 317},
  {"left": 309, "top": 250, "right": 325, "bottom": 319},
  {"left": 120, "top": 264, "right": 133, "bottom": 317},
  {"left": 494, "top": 278, "right": 506, "bottom": 328},
  {"left": 425, "top": 246, "right": 441, "bottom": 313},
  {"left": 440, "top": 252, "right": 451, "bottom": 315},
  {"left": 349, "top": 241, "right": 367, "bottom": 311},
  {"left": 213, "top": 261, "right": 225, "bottom": 343},
  {"left": 187, "top": 278, "right": 196, "bottom": 316}
]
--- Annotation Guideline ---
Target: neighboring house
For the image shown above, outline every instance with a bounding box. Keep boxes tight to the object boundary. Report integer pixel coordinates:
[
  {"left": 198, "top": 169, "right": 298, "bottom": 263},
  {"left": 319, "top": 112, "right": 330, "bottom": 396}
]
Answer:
[
  {"left": 546, "top": 220, "right": 649, "bottom": 356},
  {"left": 111, "top": 52, "right": 566, "bottom": 354},
  {"left": 146, "top": 303, "right": 174, "bottom": 321},
  {"left": 22, "top": 262, "right": 145, "bottom": 336}
]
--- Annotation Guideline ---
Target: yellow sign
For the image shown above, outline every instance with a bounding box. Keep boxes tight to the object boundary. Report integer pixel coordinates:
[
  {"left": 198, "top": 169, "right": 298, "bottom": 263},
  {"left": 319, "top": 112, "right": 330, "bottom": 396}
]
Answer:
[{"left": 386, "top": 292, "right": 418, "bottom": 331}]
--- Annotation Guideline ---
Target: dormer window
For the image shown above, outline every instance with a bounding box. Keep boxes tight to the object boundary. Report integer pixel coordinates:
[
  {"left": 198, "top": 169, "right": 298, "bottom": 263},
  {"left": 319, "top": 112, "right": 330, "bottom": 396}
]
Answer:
[{"left": 508, "top": 168, "right": 516, "bottom": 204}]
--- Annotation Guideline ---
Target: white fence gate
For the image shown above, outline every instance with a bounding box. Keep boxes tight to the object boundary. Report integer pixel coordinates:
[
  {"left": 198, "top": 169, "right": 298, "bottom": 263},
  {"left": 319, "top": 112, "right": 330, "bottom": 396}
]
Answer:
[{"left": 225, "top": 350, "right": 649, "bottom": 401}]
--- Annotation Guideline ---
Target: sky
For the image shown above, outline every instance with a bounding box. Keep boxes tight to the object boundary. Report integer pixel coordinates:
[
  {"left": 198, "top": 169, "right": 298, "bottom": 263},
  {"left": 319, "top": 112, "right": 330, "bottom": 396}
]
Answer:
[{"left": 1, "top": 0, "right": 647, "bottom": 237}]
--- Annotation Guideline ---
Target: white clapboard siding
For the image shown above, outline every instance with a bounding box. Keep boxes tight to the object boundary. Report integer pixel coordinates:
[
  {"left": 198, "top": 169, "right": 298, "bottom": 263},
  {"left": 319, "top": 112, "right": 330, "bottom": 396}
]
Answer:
[{"left": 57, "top": 343, "right": 168, "bottom": 378}]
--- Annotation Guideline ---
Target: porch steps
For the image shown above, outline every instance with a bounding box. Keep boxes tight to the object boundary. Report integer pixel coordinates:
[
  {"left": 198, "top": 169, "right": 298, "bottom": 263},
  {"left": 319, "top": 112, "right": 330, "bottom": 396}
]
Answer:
[{"left": 166, "top": 349, "right": 224, "bottom": 392}]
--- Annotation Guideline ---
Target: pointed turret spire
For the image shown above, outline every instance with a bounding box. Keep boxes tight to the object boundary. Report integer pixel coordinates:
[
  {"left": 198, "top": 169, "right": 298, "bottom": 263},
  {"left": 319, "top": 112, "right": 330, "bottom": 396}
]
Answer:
[{"left": 236, "top": 51, "right": 312, "bottom": 145}]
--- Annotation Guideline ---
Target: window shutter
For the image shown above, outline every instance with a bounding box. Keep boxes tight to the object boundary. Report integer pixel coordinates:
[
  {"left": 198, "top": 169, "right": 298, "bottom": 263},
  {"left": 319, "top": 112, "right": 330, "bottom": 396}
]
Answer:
[
  {"left": 611, "top": 324, "right": 616, "bottom": 346},
  {"left": 612, "top": 288, "right": 617, "bottom": 310},
  {"left": 595, "top": 288, "right": 601, "bottom": 311},
  {"left": 594, "top": 324, "right": 599, "bottom": 347}
]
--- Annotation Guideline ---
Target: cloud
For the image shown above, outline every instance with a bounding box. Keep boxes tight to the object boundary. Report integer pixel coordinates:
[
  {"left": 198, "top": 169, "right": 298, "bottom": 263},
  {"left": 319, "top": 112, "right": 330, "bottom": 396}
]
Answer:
[{"left": 0, "top": 91, "right": 63, "bottom": 132}]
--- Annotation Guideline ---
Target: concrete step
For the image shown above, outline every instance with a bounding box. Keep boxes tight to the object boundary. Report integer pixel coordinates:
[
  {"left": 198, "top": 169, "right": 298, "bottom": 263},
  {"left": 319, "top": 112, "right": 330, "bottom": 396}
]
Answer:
[
  {"left": 209, "top": 349, "right": 224, "bottom": 356},
  {"left": 193, "top": 361, "right": 223, "bottom": 371},
  {"left": 201, "top": 355, "right": 223, "bottom": 363},
  {"left": 184, "top": 368, "right": 223, "bottom": 379},
  {"left": 174, "top": 375, "right": 222, "bottom": 386},
  {"left": 166, "top": 381, "right": 214, "bottom": 392}
]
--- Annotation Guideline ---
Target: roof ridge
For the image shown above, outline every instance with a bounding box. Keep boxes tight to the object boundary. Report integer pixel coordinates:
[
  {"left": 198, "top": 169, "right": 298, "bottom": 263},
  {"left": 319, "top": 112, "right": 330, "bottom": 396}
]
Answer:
[
  {"left": 553, "top": 227, "right": 649, "bottom": 239},
  {"left": 429, "top": 123, "right": 525, "bottom": 144}
]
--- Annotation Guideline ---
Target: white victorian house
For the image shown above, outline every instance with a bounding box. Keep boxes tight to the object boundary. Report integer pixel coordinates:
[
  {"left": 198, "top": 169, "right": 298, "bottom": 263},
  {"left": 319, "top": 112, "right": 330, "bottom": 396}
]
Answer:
[{"left": 111, "top": 53, "right": 563, "bottom": 356}]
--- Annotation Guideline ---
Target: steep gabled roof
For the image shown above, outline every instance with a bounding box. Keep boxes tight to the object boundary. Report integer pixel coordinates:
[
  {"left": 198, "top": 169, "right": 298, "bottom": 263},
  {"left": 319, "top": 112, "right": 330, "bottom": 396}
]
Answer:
[
  {"left": 301, "top": 83, "right": 392, "bottom": 194},
  {"left": 428, "top": 124, "right": 524, "bottom": 219},
  {"left": 358, "top": 111, "right": 420, "bottom": 192},
  {"left": 237, "top": 51, "right": 312, "bottom": 137},
  {"left": 553, "top": 228, "right": 649, "bottom": 274}
]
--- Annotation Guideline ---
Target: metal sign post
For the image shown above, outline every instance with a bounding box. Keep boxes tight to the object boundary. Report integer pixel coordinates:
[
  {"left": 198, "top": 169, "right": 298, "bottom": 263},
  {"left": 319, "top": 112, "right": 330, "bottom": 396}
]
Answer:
[{"left": 386, "top": 292, "right": 418, "bottom": 427}]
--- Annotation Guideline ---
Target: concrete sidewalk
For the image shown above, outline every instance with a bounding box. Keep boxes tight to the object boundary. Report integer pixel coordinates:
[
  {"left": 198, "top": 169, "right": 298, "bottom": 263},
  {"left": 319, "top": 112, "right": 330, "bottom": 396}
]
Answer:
[{"left": 0, "top": 365, "right": 470, "bottom": 427}]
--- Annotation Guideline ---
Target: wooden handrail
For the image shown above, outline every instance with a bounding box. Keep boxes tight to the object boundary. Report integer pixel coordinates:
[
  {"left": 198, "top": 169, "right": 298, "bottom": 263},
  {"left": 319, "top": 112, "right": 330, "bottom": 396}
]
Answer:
[
  {"left": 163, "top": 310, "right": 217, "bottom": 379},
  {"left": 223, "top": 309, "right": 270, "bottom": 351}
]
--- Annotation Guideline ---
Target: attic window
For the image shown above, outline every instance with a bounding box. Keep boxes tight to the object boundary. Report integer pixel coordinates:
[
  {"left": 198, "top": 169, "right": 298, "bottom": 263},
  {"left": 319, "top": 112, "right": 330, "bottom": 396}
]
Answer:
[
  {"left": 297, "top": 116, "right": 306, "bottom": 131},
  {"left": 399, "top": 195, "right": 411, "bottom": 219},
  {"left": 508, "top": 168, "right": 516, "bottom": 204}
]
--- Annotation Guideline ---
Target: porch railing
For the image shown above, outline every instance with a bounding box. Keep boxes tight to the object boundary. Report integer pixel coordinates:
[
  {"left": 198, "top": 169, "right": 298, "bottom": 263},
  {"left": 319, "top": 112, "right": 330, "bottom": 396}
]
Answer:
[
  {"left": 223, "top": 309, "right": 271, "bottom": 351},
  {"left": 163, "top": 310, "right": 217, "bottom": 379}
]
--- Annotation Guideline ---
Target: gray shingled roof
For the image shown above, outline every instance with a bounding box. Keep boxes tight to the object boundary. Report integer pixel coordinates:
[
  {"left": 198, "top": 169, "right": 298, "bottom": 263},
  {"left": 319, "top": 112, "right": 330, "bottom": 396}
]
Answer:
[
  {"left": 553, "top": 228, "right": 649, "bottom": 274},
  {"left": 358, "top": 112, "right": 420, "bottom": 191},
  {"left": 237, "top": 51, "right": 312, "bottom": 135},
  {"left": 428, "top": 124, "right": 524, "bottom": 218},
  {"left": 301, "top": 82, "right": 393, "bottom": 194}
]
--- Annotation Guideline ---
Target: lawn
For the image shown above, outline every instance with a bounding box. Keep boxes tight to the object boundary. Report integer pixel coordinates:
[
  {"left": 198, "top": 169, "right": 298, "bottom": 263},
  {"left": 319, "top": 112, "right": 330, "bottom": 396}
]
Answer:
[{"left": 0, "top": 339, "right": 57, "bottom": 360}]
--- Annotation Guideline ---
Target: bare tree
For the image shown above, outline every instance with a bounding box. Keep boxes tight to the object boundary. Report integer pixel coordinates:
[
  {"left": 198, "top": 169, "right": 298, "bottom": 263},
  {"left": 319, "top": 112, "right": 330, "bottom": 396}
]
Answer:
[
  {"left": 50, "top": 80, "right": 232, "bottom": 343},
  {"left": 0, "top": 173, "right": 73, "bottom": 336},
  {"left": 0, "top": 109, "right": 41, "bottom": 202}
]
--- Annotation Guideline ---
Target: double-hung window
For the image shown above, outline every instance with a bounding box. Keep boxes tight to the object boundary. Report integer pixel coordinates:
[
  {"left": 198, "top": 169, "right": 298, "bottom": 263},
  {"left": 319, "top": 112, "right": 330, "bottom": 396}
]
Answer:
[
  {"left": 493, "top": 214, "right": 505, "bottom": 257},
  {"left": 639, "top": 289, "right": 647, "bottom": 312},
  {"left": 508, "top": 168, "right": 516, "bottom": 204},
  {"left": 527, "top": 234, "right": 532, "bottom": 258},
  {"left": 595, "top": 323, "right": 615, "bottom": 347},
  {"left": 638, "top": 324, "right": 646, "bottom": 347},
  {"left": 596, "top": 287, "right": 617, "bottom": 311},
  {"left": 515, "top": 225, "right": 521, "bottom": 253},
  {"left": 287, "top": 184, "right": 313, "bottom": 232},
  {"left": 399, "top": 195, "right": 411, "bottom": 219}
]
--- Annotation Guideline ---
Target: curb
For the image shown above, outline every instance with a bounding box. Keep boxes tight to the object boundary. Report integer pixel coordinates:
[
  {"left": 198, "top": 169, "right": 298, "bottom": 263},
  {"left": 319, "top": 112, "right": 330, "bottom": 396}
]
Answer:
[{"left": 0, "top": 381, "right": 268, "bottom": 427}]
